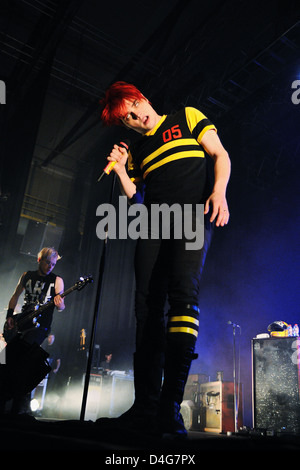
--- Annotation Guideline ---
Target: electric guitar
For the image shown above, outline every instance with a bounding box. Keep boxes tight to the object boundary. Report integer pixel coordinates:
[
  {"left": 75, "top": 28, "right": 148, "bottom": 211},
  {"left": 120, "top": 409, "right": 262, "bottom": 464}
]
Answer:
[{"left": 3, "top": 275, "right": 93, "bottom": 343}]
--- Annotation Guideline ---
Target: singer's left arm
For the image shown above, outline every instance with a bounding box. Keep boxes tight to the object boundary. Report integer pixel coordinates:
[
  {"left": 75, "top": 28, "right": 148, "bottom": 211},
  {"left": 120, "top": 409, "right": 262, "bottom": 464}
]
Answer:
[{"left": 200, "top": 130, "right": 231, "bottom": 227}]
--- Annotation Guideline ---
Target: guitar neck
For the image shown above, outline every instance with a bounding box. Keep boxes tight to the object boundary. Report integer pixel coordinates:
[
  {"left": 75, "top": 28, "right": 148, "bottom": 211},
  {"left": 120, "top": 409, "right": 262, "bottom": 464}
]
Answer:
[
  {"left": 60, "top": 285, "right": 78, "bottom": 299},
  {"left": 14, "top": 276, "right": 92, "bottom": 335},
  {"left": 34, "top": 284, "right": 78, "bottom": 314}
]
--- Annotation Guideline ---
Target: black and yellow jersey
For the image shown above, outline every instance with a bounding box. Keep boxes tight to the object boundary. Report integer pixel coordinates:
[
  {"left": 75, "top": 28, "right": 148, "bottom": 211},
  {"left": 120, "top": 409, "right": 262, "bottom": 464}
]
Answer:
[{"left": 127, "top": 107, "right": 216, "bottom": 205}]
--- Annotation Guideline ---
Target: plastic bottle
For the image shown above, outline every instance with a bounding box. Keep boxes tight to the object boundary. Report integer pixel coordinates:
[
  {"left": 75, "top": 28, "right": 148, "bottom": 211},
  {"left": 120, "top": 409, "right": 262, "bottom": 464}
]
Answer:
[
  {"left": 293, "top": 324, "right": 299, "bottom": 337},
  {"left": 288, "top": 324, "right": 293, "bottom": 336}
]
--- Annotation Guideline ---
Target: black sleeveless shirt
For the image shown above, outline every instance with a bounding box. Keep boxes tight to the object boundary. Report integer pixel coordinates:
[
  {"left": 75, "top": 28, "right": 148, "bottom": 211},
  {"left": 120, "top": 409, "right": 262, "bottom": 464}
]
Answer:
[{"left": 22, "top": 270, "right": 57, "bottom": 329}]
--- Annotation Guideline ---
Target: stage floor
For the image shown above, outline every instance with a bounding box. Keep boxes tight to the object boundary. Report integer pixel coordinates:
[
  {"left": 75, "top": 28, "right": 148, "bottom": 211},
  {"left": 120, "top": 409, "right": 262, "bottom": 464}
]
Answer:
[{"left": 1, "top": 414, "right": 300, "bottom": 453}]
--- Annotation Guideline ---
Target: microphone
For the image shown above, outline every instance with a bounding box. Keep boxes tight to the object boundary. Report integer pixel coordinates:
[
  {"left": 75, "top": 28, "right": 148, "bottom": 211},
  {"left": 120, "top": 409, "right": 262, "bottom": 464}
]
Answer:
[
  {"left": 227, "top": 321, "right": 240, "bottom": 328},
  {"left": 97, "top": 140, "right": 130, "bottom": 182}
]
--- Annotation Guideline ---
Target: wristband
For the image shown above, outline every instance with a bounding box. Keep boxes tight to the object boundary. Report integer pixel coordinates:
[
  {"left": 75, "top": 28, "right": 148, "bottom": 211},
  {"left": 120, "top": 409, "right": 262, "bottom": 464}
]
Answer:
[{"left": 6, "top": 308, "right": 14, "bottom": 319}]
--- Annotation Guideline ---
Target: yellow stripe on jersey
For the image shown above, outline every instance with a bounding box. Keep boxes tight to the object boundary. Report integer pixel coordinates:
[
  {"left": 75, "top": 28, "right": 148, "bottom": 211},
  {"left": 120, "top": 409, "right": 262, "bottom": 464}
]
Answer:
[
  {"left": 185, "top": 107, "right": 207, "bottom": 132},
  {"left": 140, "top": 138, "right": 201, "bottom": 169},
  {"left": 197, "top": 124, "right": 216, "bottom": 143},
  {"left": 185, "top": 107, "right": 217, "bottom": 142},
  {"left": 143, "top": 150, "right": 204, "bottom": 178},
  {"left": 144, "top": 115, "right": 168, "bottom": 136}
]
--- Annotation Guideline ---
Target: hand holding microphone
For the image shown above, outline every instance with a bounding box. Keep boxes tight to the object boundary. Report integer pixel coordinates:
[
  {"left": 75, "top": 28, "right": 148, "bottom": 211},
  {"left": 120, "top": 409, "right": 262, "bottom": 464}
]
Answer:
[{"left": 98, "top": 139, "right": 130, "bottom": 182}]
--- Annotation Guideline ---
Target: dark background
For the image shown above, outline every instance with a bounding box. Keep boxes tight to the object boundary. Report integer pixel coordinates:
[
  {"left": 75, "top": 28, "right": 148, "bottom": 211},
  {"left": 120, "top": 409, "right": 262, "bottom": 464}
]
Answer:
[{"left": 0, "top": 0, "right": 299, "bottom": 426}]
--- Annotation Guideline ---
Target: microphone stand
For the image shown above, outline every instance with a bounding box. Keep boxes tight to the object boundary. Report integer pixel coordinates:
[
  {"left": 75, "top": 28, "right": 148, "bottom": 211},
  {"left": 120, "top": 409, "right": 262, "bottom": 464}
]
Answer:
[
  {"left": 80, "top": 173, "right": 117, "bottom": 421},
  {"left": 232, "top": 324, "right": 237, "bottom": 433},
  {"left": 228, "top": 321, "right": 240, "bottom": 433}
]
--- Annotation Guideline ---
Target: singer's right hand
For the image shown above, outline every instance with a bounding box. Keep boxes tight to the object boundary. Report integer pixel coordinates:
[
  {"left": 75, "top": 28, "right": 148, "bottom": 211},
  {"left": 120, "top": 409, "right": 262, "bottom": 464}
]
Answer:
[{"left": 107, "top": 144, "right": 128, "bottom": 175}]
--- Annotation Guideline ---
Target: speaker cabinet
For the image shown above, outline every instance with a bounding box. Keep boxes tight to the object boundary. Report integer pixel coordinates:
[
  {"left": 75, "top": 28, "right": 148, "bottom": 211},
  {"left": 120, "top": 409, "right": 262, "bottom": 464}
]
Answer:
[
  {"left": 109, "top": 373, "right": 134, "bottom": 417},
  {"left": 20, "top": 220, "right": 63, "bottom": 256},
  {"left": 200, "top": 381, "right": 243, "bottom": 433},
  {"left": 83, "top": 372, "right": 134, "bottom": 421},
  {"left": 252, "top": 337, "right": 300, "bottom": 433}
]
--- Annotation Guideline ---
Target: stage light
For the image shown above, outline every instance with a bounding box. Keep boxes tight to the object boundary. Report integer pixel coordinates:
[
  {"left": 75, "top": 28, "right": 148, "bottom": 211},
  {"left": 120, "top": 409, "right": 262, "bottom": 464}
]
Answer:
[{"left": 30, "top": 398, "right": 39, "bottom": 412}]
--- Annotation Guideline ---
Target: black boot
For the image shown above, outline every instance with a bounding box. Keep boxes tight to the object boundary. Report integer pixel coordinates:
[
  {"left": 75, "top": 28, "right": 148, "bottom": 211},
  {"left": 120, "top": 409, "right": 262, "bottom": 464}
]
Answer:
[
  {"left": 160, "top": 346, "right": 197, "bottom": 438},
  {"left": 11, "top": 391, "right": 32, "bottom": 415},
  {"left": 160, "top": 304, "right": 199, "bottom": 438},
  {"left": 96, "top": 351, "right": 163, "bottom": 437},
  {"left": 115, "top": 351, "right": 163, "bottom": 435}
]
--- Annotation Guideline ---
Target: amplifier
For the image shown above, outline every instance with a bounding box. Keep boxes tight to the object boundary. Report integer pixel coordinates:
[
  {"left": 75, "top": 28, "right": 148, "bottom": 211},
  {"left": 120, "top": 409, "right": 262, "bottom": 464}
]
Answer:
[
  {"left": 199, "top": 381, "right": 243, "bottom": 433},
  {"left": 85, "top": 373, "right": 103, "bottom": 421},
  {"left": 183, "top": 373, "right": 210, "bottom": 402},
  {"left": 84, "top": 372, "right": 134, "bottom": 421},
  {"left": 252, "top": 337, "right": 300, "bottom": 433},
  {"left": 109, "top": 373, "right": 134, "bottom": 417}
]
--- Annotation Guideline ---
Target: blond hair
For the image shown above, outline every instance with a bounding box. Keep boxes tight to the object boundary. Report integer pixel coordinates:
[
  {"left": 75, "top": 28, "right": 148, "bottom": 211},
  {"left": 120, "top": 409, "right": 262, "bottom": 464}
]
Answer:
[{"left": 37, "top": 247, "right": 61, "bottom": 262}]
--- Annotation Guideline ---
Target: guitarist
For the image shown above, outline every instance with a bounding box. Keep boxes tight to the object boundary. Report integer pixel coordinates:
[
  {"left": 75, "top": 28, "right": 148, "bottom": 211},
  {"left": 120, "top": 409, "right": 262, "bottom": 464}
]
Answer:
[
  {"left": 2, "top": 247, "right": 65, "bottom": 414},
  {"left": 5, "top": 247, "right": 65, "bottom": 346}
]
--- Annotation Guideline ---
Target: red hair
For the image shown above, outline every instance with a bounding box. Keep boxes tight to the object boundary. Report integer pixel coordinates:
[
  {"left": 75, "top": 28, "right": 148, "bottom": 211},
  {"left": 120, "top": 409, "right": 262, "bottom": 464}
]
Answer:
[{"left": 100, "top": 81, "right": 145, "bottom": 126}]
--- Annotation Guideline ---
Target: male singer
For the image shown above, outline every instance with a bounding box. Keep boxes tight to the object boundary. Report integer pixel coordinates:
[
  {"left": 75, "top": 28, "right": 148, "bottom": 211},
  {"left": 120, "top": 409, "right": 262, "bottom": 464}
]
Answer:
[{"left": 99, "top": 81, "right": 231, "bottom": 438}]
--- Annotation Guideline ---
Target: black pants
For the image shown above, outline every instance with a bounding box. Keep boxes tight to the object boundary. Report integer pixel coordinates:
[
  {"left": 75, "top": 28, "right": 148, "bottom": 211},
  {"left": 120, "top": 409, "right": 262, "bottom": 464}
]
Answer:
[
  {"left": 5, "top": 328, "right": 49, "bottom": 414},
  {"left": 134, "top": 212, "right": 213, "bottom": 353},
  {"left": 131, "top": 210, "right": 213, "bottom": 418}
]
